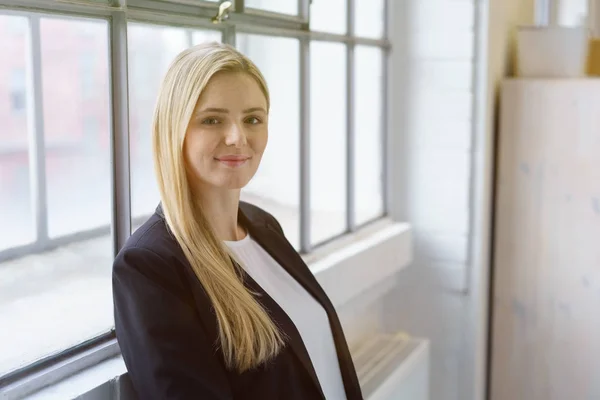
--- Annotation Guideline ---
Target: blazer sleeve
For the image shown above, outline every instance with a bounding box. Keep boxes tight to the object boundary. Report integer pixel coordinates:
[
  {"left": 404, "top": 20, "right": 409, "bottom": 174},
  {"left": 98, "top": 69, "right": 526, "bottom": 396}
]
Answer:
[{"left": 112, "top": 247, "right": 232, "bottom": 400}]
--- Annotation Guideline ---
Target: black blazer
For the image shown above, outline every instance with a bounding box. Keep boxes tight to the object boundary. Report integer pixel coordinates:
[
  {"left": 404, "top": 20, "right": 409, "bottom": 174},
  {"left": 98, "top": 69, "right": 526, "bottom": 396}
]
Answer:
[{"left": 112, "top": 202, "right": 363, "bottom": 400}]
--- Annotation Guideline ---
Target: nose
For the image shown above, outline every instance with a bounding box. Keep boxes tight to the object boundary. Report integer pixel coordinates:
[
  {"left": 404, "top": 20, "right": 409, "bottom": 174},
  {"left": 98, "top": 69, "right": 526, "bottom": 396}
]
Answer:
[{"left": 224, "top": 122, "right": 247, "bottom": 147}]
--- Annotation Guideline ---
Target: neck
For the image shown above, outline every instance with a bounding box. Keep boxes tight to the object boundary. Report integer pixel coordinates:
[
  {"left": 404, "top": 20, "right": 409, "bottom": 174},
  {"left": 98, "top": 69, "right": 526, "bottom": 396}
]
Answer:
[{"left": 196, "top": 187, "right": 245, "bottom": 242}]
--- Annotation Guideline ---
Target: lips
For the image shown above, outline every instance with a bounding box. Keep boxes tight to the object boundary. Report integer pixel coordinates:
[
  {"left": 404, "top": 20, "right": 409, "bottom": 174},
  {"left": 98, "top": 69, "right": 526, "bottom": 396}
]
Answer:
[
  {"left": 216, "top": 155, "right": 250, "bottom": 162},
  {"left": 215, "top": 155, "right": 250, "bottom": 168}
]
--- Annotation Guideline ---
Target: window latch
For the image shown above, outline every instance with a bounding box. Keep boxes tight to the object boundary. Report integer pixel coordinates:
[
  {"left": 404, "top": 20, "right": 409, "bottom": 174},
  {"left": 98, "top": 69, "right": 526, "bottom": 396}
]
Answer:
[{"left": 212, "top": 1, "right": 233, "bottom": 24}]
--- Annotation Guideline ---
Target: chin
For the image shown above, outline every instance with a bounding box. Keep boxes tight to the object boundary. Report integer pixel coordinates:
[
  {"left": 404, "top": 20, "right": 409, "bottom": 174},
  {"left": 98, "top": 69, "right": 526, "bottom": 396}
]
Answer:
[
  {"left": 223, "top": 181, "right": 247, "bottom": 190},
  {"left": 215, "top": 174, "right": 252, "bottom": 190}
]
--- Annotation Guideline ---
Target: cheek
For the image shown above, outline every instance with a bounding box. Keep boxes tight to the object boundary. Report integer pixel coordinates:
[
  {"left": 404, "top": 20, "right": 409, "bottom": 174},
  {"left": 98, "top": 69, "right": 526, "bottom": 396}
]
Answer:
[
  {"left": 252, "top": 129, "right": 268, "bottom": 154},
  {"left": 185, "top": 130, "right": 219, "bottom": 161}
]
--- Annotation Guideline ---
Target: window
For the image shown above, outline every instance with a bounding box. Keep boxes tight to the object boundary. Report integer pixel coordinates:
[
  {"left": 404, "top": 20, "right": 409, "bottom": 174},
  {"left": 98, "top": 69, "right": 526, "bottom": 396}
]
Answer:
[
  {"left": 310, "top": 41, "right": 347, "bottom": 245},
  {"left": 245, "top": 0, "right": 299, "bottom": 16},
  {"left": 0, "top": 0, "right": 389, "bottom": 395},
  {"left": 355, "top": 45, "right": 384, "bottom": 224},
  {"left": 310, "top": 0, "right": 346, "bottom": 34},
  {"left": 355, "top": 0, "right": 385, "bottom": 38},
  {"left": 555, "top": 0, "right": 588, "bottom": 26},
  {"left": 10, "top": 69, "right": 26, "bottom": 112},
  {"left": 0, "top": 16, "right": 112, "bottom": 378},
  {"left": 536, "top": 0, "right": 589, "bottom": 26},
  {"left": 5, "top": 13, "right": 27, "bottom": 35},
  {"left": 0, "top": 16, "right": 32, "bottom": 252},
  {"left": 80, "top": 50, "right": 97, "bottom": 99}
]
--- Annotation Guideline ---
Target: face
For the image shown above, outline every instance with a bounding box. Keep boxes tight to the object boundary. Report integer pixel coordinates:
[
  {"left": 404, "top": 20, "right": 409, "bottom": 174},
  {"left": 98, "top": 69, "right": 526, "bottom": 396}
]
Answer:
[{"left": 184, "top": 71, "right": 268, "bottom": 192}]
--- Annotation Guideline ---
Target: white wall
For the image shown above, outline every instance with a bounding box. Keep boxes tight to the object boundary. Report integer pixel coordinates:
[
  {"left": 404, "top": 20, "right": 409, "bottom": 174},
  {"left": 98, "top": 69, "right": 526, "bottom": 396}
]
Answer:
[{"left": 390, "top": 0, "right": 476, "bottom": 293}]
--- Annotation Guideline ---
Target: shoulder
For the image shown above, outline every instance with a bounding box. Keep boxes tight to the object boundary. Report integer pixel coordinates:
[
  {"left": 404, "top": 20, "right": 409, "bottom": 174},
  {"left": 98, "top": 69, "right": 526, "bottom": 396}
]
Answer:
[
  {"left": 113, "top": 213, "right": 186, "bottom": 285},
  {"left": 239, "top": 201, "right": 284, "bottom": 235}
]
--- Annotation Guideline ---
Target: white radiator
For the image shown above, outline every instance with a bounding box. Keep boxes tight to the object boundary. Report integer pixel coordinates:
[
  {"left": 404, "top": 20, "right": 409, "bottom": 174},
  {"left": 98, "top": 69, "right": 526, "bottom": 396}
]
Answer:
[{"left": 353, "top": 333, "right": 430, "bottom": 400}]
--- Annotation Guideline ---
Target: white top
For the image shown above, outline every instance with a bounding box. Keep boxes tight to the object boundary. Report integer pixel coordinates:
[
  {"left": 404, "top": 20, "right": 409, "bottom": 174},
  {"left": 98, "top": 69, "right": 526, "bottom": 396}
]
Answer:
[{"left": 224, "top": 233, "right": 347, "bottom": 400}]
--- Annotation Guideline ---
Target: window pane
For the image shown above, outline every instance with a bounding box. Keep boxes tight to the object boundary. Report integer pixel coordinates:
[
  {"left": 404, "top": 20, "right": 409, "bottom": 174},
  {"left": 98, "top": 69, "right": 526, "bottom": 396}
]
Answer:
[
  {"left": 246, "top": 0, "right": 298, "bottom": 16},
  {"left": 310, "top": 42, "right": 346, "bottom": 245},
  {"left": 310, "top": 0, "right": 346, "bottom": 34},
  {"left": 354, "top": 0, "right": 384, "bottom": 38},
  {"left": 0, "top": 15, "right": 33, "bottom": 251},
  {"left": 237, "top": 34, "right": 300, "bottom": 249},
  {"left": 193, "top": 30, "right": 222, "bottom": 45},
  {"left": 556, "top": 0, "right": 588, "bottom": 26},
  {"left": 0, "top": 17, "right": 113, "bottom": 377},
  {"left": 43, "top": 19, "right": 111, "bottom": 238},
  {"left": 354, "top": 46, "right": 384, "bottom": 224},
  {"left": 128, "top": 25, "right": 220, "bottom": 229}
]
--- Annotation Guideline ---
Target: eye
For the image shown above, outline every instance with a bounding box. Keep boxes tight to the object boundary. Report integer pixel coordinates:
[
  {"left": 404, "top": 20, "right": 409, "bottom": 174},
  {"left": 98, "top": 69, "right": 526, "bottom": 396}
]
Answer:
[
  {"left": 245, "top": 116, "right": 262, "bottom": 125},
  {"left": 201, "top": 117, "right": 220, "bottom": 125}
]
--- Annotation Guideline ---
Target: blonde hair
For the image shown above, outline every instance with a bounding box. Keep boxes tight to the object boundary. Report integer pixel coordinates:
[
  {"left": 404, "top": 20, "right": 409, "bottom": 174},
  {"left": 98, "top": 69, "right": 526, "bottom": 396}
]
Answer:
[{"left": 152, "top": 42, "right": 284, "bottom": 372}]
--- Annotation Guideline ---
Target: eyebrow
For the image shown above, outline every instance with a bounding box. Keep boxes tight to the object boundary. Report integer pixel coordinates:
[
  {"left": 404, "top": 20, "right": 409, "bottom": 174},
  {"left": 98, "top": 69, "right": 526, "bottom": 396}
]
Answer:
[{"left": 196, "top": 107, "right": 267, "bottom": 114}]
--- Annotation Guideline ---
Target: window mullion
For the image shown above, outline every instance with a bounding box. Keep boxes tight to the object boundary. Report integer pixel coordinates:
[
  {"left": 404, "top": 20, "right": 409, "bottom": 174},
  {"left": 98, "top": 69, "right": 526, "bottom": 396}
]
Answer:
[
  {"left": 298, "top": 0, "right": 310, "bottom": 21},
  {"left": 223, "top": 25, "right": 236, "bottom": 46},
  {"left": 299, "top": 38, "right": 311, "bottom": 253},
  {"left": 186, "top": 29, "right": 194, "bottom": 47},
  {"left": 109, "top": 9, "right": 132, "bottom": 255},
  {"left": 381, "top": 0, "right": 390, "bottom": 215},
  {"left": 234, "top": 0, "right": 245, "bottom": 13},
  {"left": 346, "top": 0, "right": 355, "bottom": 232},
  {"left": 27, "top": 15, "right": 49, "bottom": 251}
]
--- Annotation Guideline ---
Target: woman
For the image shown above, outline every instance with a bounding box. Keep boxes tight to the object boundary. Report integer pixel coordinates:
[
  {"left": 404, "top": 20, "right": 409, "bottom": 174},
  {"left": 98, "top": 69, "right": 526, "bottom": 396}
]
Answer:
[{"left": 112, "top": 42, "right": 363, "bottom": 400}]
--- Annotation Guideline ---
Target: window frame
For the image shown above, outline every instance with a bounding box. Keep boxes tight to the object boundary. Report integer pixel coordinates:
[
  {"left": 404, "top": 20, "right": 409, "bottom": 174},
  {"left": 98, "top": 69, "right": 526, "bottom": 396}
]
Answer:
[
  {"left": 536, "top": 0, "right": 553, "bottom": 25},
  {"left": 0, "top": 0, "right": 391, "bottom": 396}
]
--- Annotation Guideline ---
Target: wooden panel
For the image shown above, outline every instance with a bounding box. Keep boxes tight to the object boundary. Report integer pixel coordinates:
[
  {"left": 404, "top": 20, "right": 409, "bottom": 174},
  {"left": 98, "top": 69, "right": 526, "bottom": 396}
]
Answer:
[{"left": 491, "top": 79, "right": 600, "bottom": 400}]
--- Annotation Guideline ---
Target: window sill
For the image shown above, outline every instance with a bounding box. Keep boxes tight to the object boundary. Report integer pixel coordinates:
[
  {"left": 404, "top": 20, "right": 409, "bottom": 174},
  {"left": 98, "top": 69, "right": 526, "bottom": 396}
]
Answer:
[
  {"left": 2, "top": 221, "right": 413, "bottom": 400},
  {"left": 305, "top": 219, "right": 412, "bottom": 308}
]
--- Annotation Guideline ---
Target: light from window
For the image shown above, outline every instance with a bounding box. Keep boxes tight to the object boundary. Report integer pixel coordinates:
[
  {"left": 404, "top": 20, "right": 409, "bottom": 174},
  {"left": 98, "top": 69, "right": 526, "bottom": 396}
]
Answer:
[
  {"left": 556, "top": 0, "right": 588, "bottom": 26},
  {"left": 193, "top": 30, "right": 222, "bottom": 46},
  {"left": 237, "top": 34, "right": 300, "bottom": 249},
  {"left": 41, "top": 17, "right": 111, "bottom": 238},
  {"left": 310, "top": 41, "right": 347, "bottom": 245},
  {"left": 310, "top": 0, "right": 346, "bottom": 34},
  {"left": 5, "top": 14, "right": 27, "bottom": 35},
  {"left": 0, "top": 16, "right": 33, "bottom": 252},
  {"left": 10, "top": 69, "right": 26, "bottom": 112},
  {"left": 354, "top": 45, "right": 384, "bottom": 224},
  {"left": 0, "top": 17, "right": 113, "bottom": 378},
  {"left": 245, "top": 0, "right": 298, "bottom": 16},
  {"left": 128, "top": 24, "right": 221, "bottom": 227},
  {"left": 354, "top": 0, "right": 385, "bottom": 38}
]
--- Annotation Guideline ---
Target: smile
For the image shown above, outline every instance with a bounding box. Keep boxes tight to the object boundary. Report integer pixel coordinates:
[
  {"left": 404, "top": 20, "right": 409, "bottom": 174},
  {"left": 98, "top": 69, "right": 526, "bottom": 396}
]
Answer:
[{"left": 215, "top": 156, "right": 250, "bottom": 168}]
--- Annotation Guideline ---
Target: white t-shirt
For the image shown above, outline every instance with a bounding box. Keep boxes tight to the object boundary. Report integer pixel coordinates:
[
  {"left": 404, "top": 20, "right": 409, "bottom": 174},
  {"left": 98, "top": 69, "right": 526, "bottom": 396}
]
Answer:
[{"left": 224, "top": 233, "right": 347, "bottom": 400}]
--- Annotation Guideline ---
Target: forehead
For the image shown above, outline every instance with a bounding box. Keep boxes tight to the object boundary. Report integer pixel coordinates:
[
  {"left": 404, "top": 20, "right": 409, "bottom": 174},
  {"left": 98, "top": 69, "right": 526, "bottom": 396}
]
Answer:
[{"left": 196, "top": 71, "right": 267, "bottom": 109}]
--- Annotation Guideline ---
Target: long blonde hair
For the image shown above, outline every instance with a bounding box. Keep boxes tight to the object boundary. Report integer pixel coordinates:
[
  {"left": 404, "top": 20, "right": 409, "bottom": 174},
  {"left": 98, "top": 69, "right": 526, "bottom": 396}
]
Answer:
[{"left": 152, "top": 42, "right": 285, "bottom": 372}]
